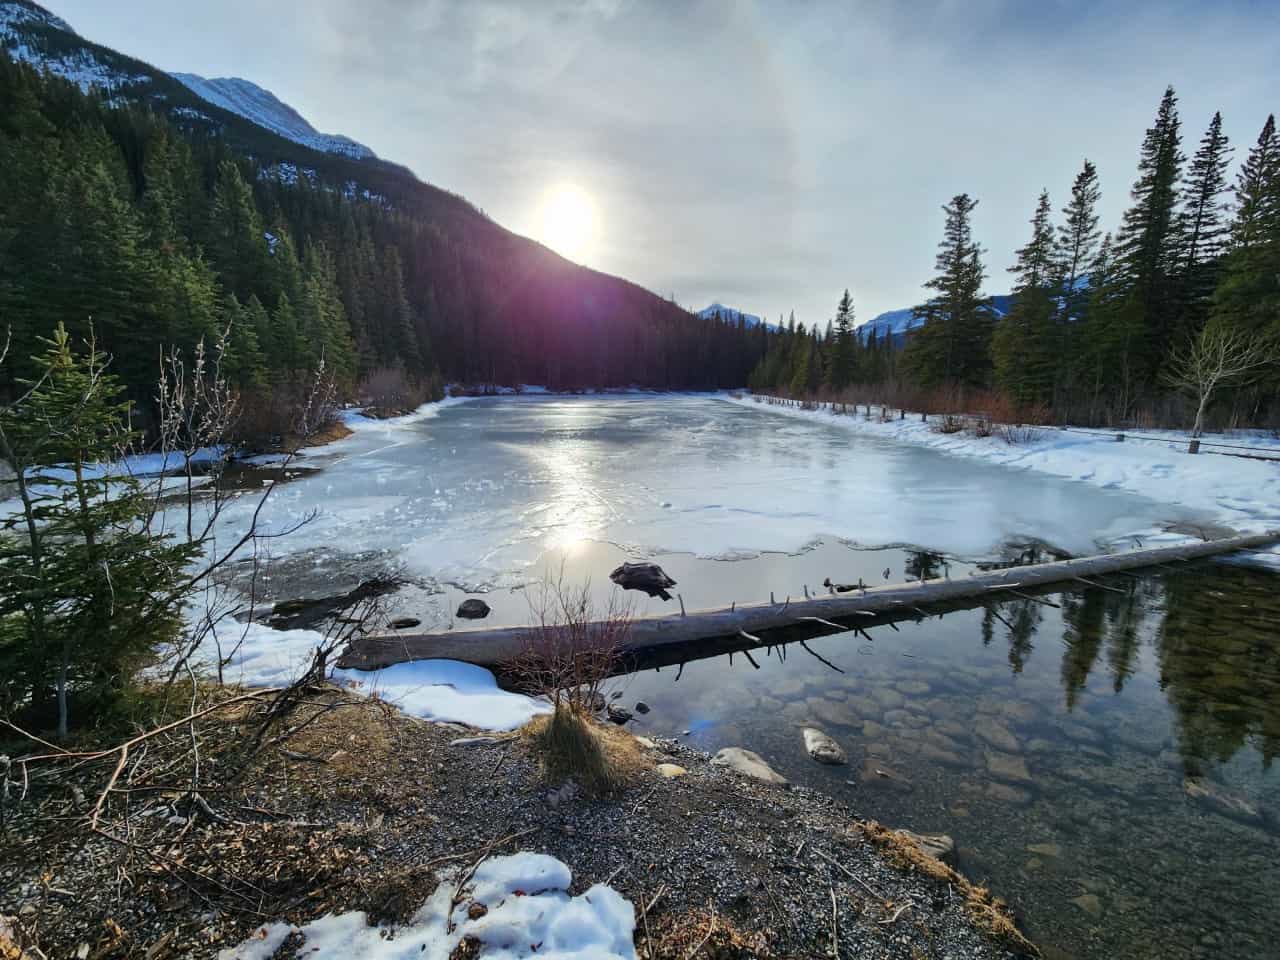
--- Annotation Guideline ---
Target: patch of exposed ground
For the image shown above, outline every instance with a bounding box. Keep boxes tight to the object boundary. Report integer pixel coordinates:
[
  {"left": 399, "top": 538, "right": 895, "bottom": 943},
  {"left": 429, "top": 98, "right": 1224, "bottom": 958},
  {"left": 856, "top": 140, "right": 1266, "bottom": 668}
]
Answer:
[{"left": 0, "top": 687, "right": 1035, "bottom": 958}]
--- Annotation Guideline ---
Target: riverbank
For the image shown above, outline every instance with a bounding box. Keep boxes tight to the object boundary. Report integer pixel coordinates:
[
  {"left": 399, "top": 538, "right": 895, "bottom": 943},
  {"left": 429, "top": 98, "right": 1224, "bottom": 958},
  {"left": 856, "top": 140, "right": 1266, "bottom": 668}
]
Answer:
[{"left": 0, "top": 684, "right": 1036, "bottom": 959}]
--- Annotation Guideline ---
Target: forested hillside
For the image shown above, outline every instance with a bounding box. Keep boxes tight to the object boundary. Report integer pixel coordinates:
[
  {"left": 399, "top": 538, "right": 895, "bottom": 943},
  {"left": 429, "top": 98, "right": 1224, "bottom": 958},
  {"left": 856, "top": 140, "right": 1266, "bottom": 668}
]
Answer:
[{"left": 0, "top": 44, "right": 764, "bottom": 426}]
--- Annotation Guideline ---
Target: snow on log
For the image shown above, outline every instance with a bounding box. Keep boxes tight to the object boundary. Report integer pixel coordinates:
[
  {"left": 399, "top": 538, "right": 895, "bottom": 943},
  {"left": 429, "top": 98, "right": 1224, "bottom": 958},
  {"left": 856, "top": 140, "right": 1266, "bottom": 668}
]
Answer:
[{"left": 335, "top": 531, "right": 1280, "bottom": 671}]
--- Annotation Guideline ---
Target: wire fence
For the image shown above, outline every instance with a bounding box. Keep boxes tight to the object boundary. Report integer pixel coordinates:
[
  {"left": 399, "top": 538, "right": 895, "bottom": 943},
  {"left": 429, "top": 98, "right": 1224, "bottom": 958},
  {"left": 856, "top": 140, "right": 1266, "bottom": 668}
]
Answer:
[{"left": 751, "top": 394, "right": 1280, "bottom": 463}]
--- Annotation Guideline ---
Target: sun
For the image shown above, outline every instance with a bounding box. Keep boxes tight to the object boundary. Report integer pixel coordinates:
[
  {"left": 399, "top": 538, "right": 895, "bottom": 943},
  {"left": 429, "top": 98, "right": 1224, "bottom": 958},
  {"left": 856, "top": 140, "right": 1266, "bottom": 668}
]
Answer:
[{"left": 537, "top": 183, "right": 597, "bottom": 261}]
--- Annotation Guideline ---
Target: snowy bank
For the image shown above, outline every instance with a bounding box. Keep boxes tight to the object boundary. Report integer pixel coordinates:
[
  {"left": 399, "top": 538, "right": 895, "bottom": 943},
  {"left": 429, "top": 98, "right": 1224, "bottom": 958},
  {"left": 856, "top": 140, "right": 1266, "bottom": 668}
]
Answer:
[
  {"left": 728, "top": 395, "right": 1280, "bottom": 545},
  {"left": 207, "top": 621, "right": 549, "bottom": 731},
  {"left": 220, "top": 852, "right": 636, "bottom": 960}
]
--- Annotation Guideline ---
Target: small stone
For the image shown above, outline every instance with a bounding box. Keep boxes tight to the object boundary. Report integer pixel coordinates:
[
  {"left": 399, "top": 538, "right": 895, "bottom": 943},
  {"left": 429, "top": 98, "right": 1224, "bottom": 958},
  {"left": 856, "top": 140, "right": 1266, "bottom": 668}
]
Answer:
[
  {"left": 859, "top": 759, "right": 912, "bottom": 791},
  {"left": 456, "top": 598, "right": 491, "bottom": 619},
  {"left": 802, "top": 727, "right": 848, "bottom": 765},
  {"left": 657, "top": 763, "right": 686, "bottom": 778},
  {"left": 635, "top": 736, "right": 657, "bottom": 749},
  {"left": 467, "top": 903, "right": 488, "bottom": 920},
  {"left": 712, "top": 747, "right": 789, "bottom": 786},
  {"left": 634, "top": 701, "right": 651, "bottom": 715},
  {"left": 1027, "top": 842, "right": 1062, "bottom": 858},
  {"left": 896, "top": 680, "right": 931, "bottom": 696},
  {"left": 1070, "top": 893, "right": 1103, "bottom": 918},
  {"left": 862, "top": 720, "right": 887, "bottom": 739},
  {"left": 390, "top": 616, "right": 421, "bottom": 629}
]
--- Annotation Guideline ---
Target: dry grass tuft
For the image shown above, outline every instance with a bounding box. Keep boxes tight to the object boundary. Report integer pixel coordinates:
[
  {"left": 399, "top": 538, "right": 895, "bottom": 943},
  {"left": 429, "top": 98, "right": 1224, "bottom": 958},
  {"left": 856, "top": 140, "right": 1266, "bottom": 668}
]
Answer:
[
  {"left": 638, "top": 907, "right": 772, "bottom": 959},
  {"left": 854, "top": 821, "right": 1040, "bottom": 957},
  {"left": 521, "top": 707, "right": 644, "bottom": 796}
]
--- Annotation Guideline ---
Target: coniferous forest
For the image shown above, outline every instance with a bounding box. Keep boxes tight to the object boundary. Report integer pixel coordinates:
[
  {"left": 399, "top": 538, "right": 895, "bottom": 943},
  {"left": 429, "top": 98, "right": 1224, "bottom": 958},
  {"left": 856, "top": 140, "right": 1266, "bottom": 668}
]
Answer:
[
  {"left": 748, "top": 88, "right": 1280, "bottom": 431},
  {"left": 2, "top": 44, "right": 1278, "bottom": 432},
  {"left": 0, "top": 50, "right": 764, "bottom": 434}
]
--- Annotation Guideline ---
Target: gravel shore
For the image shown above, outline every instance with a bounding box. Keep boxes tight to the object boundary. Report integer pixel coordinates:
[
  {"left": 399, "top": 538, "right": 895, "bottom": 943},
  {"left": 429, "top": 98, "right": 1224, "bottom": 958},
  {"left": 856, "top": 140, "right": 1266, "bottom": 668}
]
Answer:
[{"left": 1, "top": 689, "right": 1036, "bottom": 958}]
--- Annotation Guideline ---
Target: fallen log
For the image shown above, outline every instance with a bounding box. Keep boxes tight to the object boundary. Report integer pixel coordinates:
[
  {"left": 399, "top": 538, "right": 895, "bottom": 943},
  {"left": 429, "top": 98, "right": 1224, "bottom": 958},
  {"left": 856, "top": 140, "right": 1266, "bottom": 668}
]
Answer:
[{"left": 336, "top": 530, "right": 1280, "bottom": 671}]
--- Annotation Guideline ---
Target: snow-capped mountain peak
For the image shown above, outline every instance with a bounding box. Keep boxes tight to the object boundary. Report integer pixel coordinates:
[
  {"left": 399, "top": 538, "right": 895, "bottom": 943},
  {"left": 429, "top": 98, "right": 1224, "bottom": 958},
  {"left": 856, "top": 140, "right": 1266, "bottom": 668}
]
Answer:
[
  {"left": 171, "top": 73, "right": 375, "bottom": 160},
  {"left": 698, "top": 302, "right": 774, "bottom": 329}
]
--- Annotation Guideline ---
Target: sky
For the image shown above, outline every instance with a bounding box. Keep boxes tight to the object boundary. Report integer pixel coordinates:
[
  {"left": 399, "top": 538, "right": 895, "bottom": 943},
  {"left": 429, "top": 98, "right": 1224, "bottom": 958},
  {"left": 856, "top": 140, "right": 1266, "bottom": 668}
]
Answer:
[{"left": 46, "top": 0, "right": 1280, "bottom": 327}]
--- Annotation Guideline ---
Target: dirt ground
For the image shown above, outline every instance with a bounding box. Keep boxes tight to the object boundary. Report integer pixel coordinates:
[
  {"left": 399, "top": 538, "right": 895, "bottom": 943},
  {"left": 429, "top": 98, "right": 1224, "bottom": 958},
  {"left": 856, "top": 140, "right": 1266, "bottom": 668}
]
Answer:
[{"left": 0, "top": 686, "right": 1037, "bottom": 959}]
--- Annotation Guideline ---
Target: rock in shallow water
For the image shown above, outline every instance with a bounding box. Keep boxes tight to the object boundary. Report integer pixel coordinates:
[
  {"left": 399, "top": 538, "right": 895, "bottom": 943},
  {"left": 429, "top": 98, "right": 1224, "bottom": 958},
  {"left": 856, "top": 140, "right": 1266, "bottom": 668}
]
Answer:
[
  {"left": 974, "top": 716, "right": 1021, "bottom": 753},
  {"left": 456, "top": 598, "right": 491, "bottom": 619},
  {"left": 985, "top": 750, "right": 1034, "bottom": 785},
  {"left": 712, "top": 747, "right": 789, "bottom": 786},
  {"left": 802, "top": 727, "right": 847, "bottom": 765}
]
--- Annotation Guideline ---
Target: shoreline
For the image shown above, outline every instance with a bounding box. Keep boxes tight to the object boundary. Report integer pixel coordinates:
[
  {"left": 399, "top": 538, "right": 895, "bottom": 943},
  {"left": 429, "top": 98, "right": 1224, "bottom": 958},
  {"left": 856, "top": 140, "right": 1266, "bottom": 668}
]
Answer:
[{"left": 0, "top": 685, "right": 1037, "bottom": 959}]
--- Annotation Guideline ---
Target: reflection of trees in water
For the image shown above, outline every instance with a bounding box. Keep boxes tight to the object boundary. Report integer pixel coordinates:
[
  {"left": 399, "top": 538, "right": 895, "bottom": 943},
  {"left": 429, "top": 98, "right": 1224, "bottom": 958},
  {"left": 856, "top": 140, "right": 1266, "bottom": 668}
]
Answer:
[
  {"left": 983, "top": 600, "right": 1043, "bottom": 672},
  {"left": 1058, "top": 579, "right": 1157, "bottom": 708},
  {"left": 905, "top": 550, "right": 947, "bottom": 582},
  {"left": 965, "top": 563, "right": 1279, "bottom": 768},
  {"left": 1156, "top": 568, "right": 1280, "bottom": 770}
]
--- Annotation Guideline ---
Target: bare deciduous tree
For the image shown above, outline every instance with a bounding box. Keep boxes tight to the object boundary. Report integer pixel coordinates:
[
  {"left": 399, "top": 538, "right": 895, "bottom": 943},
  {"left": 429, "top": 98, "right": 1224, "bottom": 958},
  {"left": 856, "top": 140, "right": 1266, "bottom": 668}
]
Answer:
[{"left": 1163, "top": 323, "right": 1278, "bottom": 437}]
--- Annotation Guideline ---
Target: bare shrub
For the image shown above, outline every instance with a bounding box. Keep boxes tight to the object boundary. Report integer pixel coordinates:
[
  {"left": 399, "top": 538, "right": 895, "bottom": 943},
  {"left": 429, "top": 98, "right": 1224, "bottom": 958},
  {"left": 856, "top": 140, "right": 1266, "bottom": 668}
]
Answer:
[
  {"left": 934, "top": 414, "right": 965, "bottom": 434},
  {"left": 357, "top": 365, "right": 434, "bottom": 417},
  {"left": 507, "top": 570, "right": 636, "bottom": 795},
  {"left": 997, "top": 422, "right": 1045, "bottom": 445}
]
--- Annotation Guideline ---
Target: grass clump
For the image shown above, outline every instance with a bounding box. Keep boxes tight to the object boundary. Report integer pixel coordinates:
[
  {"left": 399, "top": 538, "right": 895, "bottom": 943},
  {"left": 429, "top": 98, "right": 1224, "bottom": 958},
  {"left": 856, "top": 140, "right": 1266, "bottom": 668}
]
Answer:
[
  {"left": 855, "top": 820, "right": 1040, "bottom": 957},
  {"left": 522, "top": 706, "right": 643, "bottom": 796}
]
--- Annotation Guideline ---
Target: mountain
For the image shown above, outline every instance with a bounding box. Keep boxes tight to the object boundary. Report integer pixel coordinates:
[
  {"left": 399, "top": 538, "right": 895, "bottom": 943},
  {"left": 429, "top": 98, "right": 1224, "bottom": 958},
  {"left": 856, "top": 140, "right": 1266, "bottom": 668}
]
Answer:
[
  {"left": 697, "top": 303, "right": 775, "bottom": 330},
  {"left": 1, "top": 0, "right": 760, "bottom": 397},
  {"left": 172, "top": 74, "right": 374, "bottom": 159},
  {"left": 856, "top": 294, "right": 1014, "bottom": 347}
]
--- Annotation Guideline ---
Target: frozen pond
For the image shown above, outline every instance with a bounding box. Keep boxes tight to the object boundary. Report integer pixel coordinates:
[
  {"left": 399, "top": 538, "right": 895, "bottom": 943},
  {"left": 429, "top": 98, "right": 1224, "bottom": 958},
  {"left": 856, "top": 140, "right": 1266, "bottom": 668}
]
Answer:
[{"left": 215, "top": 394, "right": 1205, "bottom": 600}]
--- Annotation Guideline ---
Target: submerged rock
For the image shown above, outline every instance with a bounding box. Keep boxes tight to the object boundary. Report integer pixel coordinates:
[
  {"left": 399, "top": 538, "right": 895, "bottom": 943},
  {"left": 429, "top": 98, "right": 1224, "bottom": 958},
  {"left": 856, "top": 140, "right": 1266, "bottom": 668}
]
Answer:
[
  {"left": 456, "top": 598, "right": 491, "bottom": 620},
  {"left": 802, "top": 727, "right": 847, "bottom": 765},
  {"left": 390, "top": 616, "right": 421, "bottom": 629},
  {"left": 974, "top": 716, "right": 1021, "bottom": 754},
  {"left": 984, "top": 750, "right": 1034, "bottom": 785},
  {"left": 899, "top": 830, "right": 956, "bottom": 864},
  {"left": 609, "top": 562, "right": 677, "bottom": 600},
  {"left": 986, "top": 782, "right": 1033, "bottom": 806},
  {"left": 859, "top": 759, "right": 913, "bottom": 791},
  {"left": 713, "top": 747, "right": 789, "bottom": 786},
  {"left": 634, "top": 701, "right": 651, "bottom": 715},
  {"left": 1183, "top": 777, "right": 1264, "bottom": 825}
]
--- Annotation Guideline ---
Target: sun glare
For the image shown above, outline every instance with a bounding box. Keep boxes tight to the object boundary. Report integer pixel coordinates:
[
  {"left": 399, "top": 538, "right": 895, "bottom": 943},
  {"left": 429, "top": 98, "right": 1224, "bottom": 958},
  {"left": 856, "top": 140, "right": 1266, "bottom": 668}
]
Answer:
[{"left": 537, "top": 183, "right": 597, "bottom": 261}]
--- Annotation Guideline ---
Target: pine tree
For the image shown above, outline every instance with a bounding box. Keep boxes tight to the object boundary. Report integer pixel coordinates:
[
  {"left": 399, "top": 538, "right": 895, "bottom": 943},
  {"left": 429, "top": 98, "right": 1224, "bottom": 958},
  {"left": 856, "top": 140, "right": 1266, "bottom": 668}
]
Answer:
[
  {"left": 993, "top": 191, "right": 1057, "bottom": 407},
  {"left": 0, "top": 325, "right": 197, "bottom": 735},
  {"left": 1114, "top": 86, "right": 1185, "bottom": 377},
  {"left": 826, "top": 289, "right": 856, "bottom": 390},
  {"left": 1177, "top": 111, "right": 1233, "bottom": 320},
  {"left": 1055, "top": 159, "right": 1102, "bottom": 316},
  {"left": 1212, "top": 114, "right": 1280, "bottom": 337},
  {"left": 903, "top": 194, "right": 991, "bottom": 388}
]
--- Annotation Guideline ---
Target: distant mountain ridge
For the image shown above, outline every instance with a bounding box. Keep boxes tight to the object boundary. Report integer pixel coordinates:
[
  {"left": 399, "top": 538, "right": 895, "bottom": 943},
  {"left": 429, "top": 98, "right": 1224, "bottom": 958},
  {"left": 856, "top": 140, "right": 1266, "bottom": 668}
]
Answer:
[
  {"left": 1, "top": 1, "right": 373, "bottom": 160},
  {"left": 697, "top": 302, "right": 776, "bottom": 330},
  {"left": 856, "top": 294, "right": 1014, "bottom": 347},
  {"left": 172, "top": 74, "right": 374, "bottom": 159}
]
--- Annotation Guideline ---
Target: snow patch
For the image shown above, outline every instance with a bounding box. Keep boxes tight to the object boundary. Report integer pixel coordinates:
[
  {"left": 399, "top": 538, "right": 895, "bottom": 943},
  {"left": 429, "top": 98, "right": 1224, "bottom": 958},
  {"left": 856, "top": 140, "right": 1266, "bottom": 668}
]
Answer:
[{"left": 219, "top": 852, "right": 635, "bottom": 960}]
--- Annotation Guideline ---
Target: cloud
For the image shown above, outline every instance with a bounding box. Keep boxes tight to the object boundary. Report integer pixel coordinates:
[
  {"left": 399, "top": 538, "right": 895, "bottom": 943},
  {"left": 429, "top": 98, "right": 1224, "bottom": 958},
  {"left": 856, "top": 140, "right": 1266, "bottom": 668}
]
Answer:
[{"left": 49, "top": 0, "right": 1280, "bottom": 325}]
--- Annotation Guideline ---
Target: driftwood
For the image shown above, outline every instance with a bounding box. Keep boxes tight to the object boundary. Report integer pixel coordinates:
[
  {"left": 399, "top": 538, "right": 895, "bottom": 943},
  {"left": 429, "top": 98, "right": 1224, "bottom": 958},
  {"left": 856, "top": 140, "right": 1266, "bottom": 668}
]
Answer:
[{"left": 336, "top": 531, "right": 1280, "bottom": 671}]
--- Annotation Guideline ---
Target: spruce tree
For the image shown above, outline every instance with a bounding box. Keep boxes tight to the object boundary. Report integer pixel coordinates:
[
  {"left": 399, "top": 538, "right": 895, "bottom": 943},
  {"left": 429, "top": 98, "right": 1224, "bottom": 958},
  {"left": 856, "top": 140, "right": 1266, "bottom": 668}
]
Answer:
[
  {"left": 1055, "top": 159, "right": 1102, "bottom": 315},
  {"left": 0, "top": 326, "right": 196, "bottom": 735},
  {"left": 1212, "top": 114, "right": 1280, "bottom": 337},
  {"left": 827, "top": 289, "right": 856, "bottom": 390},
  {"left": 903, "top": 194, "right": 991, "bottom": 388},
  {"left": 993, "top": 191, "right": 1057, "bottom": 407},
  {"left": 1114, "top": 86, "right": 1185, "bottom": 376},
  {"left": 1177, "top": 111, "right": 1233, "bottom": 321}
]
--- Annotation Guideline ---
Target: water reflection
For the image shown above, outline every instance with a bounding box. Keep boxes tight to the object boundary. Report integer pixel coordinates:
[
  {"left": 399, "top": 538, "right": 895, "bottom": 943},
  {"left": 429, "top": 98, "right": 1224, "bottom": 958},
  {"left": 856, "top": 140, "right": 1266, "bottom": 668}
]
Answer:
[{"left": 616, "top": 557, "right": 1280, "bottom": 960}]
